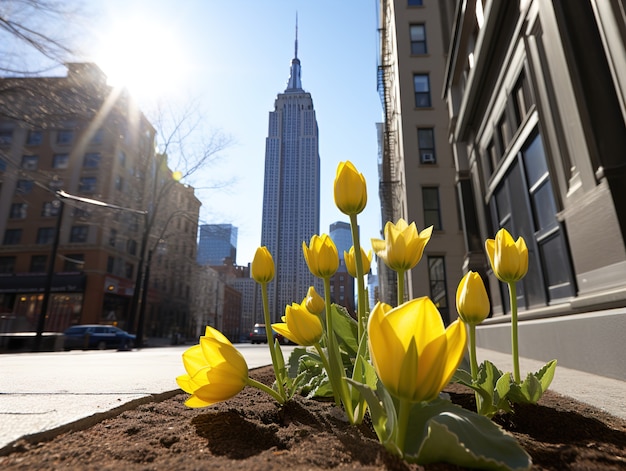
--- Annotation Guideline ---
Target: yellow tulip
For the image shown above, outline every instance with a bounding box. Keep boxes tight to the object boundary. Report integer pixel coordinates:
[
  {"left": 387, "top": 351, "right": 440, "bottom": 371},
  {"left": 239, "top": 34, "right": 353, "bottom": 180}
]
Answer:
[
  {"left": 304, "top": 286, "right": 325, "bottom": 315},
  {"left": 176, "top": 326, "right": 249, "bottom": 408},
  {"left": 344, "top": 246, "right": 372, "bottom": 278},
  {"left": 368, "top": 297, "right": 467, "bottom": 403},
  {"left": 251, "top": 246, "right": 275, "bottom": 284},
  {"left": 485, "top": 229, "right": 528, "bottom": 283},
  {"left": 334, "top": 161, "right": 367, "bottom": 215},
  {"left": 273, "top": 301, "right": 323, "bottom": 346},
  {"left": 371, "top": 219, "right": 433, "bottom": 272},
  {"left": 456, "top": 271, "right": 490, "bottom": 325},
  {"left": 302, "top": 234, "right": 339, "bottom": 279}
]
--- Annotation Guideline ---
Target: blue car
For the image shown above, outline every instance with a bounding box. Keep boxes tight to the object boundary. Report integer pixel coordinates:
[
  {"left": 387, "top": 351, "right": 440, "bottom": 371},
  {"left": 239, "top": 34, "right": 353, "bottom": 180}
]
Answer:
[{"left": 63, "top": 324, "right": 135, "bottom": 351}]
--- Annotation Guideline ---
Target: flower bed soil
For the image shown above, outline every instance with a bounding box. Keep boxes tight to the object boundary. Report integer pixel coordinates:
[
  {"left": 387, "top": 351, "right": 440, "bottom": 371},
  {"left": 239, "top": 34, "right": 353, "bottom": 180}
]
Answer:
[{"left": 1, "top": 366, "right": 625, "bottom": 470}]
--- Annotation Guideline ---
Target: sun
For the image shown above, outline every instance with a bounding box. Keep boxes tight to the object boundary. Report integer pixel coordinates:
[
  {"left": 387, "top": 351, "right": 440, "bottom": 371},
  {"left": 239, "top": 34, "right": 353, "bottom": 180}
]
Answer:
[{"left": 93, "top": 17, "right": 188, "bottom": 102}]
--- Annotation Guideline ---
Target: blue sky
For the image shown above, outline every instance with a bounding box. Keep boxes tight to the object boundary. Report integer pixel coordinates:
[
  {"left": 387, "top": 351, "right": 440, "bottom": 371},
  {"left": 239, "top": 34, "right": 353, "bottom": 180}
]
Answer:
[{"left": 80, "top": 0, "right": 383, "bottom": 267}]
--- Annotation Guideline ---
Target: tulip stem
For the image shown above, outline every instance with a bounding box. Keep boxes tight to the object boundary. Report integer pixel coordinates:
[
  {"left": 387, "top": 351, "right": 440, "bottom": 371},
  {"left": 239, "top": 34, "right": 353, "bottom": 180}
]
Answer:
[
  {"left": 397, "top": 270, "right": 405, "bottom": 307},
  {"left": 261, "top": 282, "right": 287, "bottom": 401},
  {"left": 323, "top": 277, "right": 355, "bottom": 424},
  {"left": 349, "top": 213, "right": 367, "bottom": 341},
  {"left": 508, "top": 282, "right": 521, "bottom": 384},
  {"left": 469, "top": 323, "right": 482, "bottom": 411},
  {"left": 396, "top": 398, "right": 411, "bottom": 455},
  {"left": 246, "top": 377, "right": 285, "bottom": 404}
]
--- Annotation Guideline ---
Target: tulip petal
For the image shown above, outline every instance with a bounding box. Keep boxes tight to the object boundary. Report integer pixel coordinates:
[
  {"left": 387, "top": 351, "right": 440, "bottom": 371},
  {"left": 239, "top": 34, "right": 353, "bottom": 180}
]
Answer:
[{"left": 438, "top": 319, "right": 468, "bottom": 391}]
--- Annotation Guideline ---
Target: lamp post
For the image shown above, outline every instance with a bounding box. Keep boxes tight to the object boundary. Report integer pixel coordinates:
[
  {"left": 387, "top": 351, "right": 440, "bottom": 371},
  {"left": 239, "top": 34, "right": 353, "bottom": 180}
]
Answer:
[{"left": 34, "top": 198, "right": 64, "bottom": 351}]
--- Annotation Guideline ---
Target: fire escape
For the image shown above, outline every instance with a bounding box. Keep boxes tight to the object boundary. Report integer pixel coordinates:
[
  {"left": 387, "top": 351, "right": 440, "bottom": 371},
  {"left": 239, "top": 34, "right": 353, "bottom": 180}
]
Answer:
[{"left": 377, "top": 0, "right": 402, "bottom": 304}]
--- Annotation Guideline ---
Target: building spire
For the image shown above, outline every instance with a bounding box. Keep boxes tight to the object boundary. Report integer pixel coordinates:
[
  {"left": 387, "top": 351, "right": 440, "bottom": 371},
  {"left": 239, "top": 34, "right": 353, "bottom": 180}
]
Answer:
[{"left": 286, "top": 12, "right": 302, "bottom": 92}]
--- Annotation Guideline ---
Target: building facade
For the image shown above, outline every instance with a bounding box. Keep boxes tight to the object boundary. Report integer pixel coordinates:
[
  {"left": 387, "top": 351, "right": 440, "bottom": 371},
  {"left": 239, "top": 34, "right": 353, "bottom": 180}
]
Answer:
[
  {"left": 0, "top": 63, "right": 200, "bottom": 339},
  {"left": 443, "top": 0, "right": 626, "bottom": 380},
  {"left": 197, "top": 223, "right": 237, "bottom": 266},
  {"left": 260, "top": 34, "right": 321, "bottom": 322},
  {"left": 377, "top": 0, "right": 465, "bottom": 323}
]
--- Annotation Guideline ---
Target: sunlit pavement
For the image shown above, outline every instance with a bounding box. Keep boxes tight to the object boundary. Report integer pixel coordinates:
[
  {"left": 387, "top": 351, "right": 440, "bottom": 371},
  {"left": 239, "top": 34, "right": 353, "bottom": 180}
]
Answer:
[
  {"left": 0, "top": 344, "right": 295, "bottom": 453},
  {"left": 0, "top": 344, "right": 624, "bottom": 454}
]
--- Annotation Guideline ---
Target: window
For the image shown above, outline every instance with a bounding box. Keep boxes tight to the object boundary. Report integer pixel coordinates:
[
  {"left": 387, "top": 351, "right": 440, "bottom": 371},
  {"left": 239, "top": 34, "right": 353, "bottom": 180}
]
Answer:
[
  {"left": 83, "top": 152, "right": 101, "bottom": 168},
  {"left": 0, "top": 256, "right": 16, "bottom": 273},
  {"left": 427, "top": 256, "right": 449, "bottom": 323},
  {"left": 3, "top": 229, "right": 22, "bottom": 245},
  {"left": 410, "top": 24, "right": 427, "bottom": 55},
  {"left": 109, "top": 228, "right": 117, "bottom": 247},
  {"left": 10, "top": 203, "right": 27, "bottom": 219},
  {"left": 418, "top": 128, "right": 436, "bottom": 164},
  {"left": 118, "top": 151, "right": 126, "bottom": 167},
  {"left": 125, "top": 262, "right": 134, "bottom": 279},
  {"left": 107, "top": 256, "right": 115, "bottom": 273},
  {"left": 56, "top": 129, "right": 74, "bottom": 145},
  {"left": 27, "top": 130, "right": 43, "bottom": 146},
  {"left": 21, "top": 155, "right": 38, "bottom": 170},
  {"left": 408, "top": 0, "right": 423, "bottom": 5},
  {"left": 53, "top": 154, "right": 69, "bottom": 169},
  {"left": 48, "top": 178, "right": 64, "bottom": 190},
  {"left": 37, "top": 227, "right": 55, "bottom": 244},
  {"left": 70, "top": 225, "right": 89, "bottom": 243},
  {"left": 413, "top": 74, "right": 431, "bottom": 107},
  {"left": 16, "top": 179, "right": 34, "bottom": 194},
  {"left": 127, "top": 239, "right": 137, "bottom": 255},
  {"left": 72, "top": 208, "right": 90, "bottom": 219},
  {"left": 115, "top": 175, "right": 124, "bottom": 191},
  {"left": 63, "top": 254, "right": 84, "bottom": 272},
  {"left": 79, "top": 177, "right": 97, "bottom": 194},
  {"left": 42, "top": 201, "right": 61, "bottom": 217},
  {"left": 0, "top": 129, "right": 13, "bottom": 146},
  {"left": 30, "top": 255, "right": 48, "bottom": 273},
  {"left": 422, "top": 187, "right": 442, "bottom": 230}
]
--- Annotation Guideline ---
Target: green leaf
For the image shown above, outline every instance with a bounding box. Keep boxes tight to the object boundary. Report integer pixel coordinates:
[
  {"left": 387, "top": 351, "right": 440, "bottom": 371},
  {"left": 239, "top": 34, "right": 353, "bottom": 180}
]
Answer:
[
  {"left": 331, "top": 304, "right": 359, "bottom": 355},
  {"left": 536, "top": 359, "right": 557, "bottom": 392},
  {"left": 508, "top": 360, "right": 557, "bottom": 405},
  {"left": 404, "top": 399, "right": 532, "bottom": 471}
]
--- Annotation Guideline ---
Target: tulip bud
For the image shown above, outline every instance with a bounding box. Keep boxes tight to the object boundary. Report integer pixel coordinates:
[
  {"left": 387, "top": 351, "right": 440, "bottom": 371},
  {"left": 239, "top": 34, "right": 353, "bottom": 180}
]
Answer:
[
  {"left": 456, "top": 271, "right": 490, "bottom": 325},
  {"left": 485, "top": 229, "right": 528, "bottom": 283},
  {"left": 344, "top": 246, "right": 372, "bottom": 278},
  {"left": 302, "top": 234, "right": 339, "bottom": 279},
  {"left": 251, "top": 246, "right": 275, "bottom": 284},
  {"left": 371, "top": 219, "right": 433, "bottom": 272},
  {"left": 304, "top": 286, "right": 325, "bottom": 315},
  {"left": 334, "top": 161, "right": 367, "bottom": 215}
]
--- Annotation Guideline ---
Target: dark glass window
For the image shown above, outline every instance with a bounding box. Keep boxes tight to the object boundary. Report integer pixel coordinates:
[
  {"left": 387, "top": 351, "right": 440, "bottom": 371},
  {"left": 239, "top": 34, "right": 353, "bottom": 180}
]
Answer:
[
  {"left": 10, "top": 203, "right": 27, "bottom": 219},
  {"left": 413, "top": 74, "right": 431, "bottom": 107},
  {"left": 27, "top": 130, "right": 43, "bottom": 146},
  {"left": 0, "top": 256, "right": 16, "bottom": 273},
  {"left": 53, "top": 154, "right": 69, "bottom": 169},
  {"left": 57, "top": 129, "right": 74, "bottom": 145},
  {"left": 107, "top": 256, "right": 115, "bottom": 273},
  {"left": 418, "top": 128, "right": 436, "bottom": 164},
  {"left": 3, "top": 229, "right": 22, "bottom": 245},
  {"left": 63, "top": 254, "right": 84, "bottom": 272},
  {"left": 0, "top": 129, "right": 13, "bottom": 146},
  {"left": 21, "top": 155, "right": 38, "bottom": 170},
  {"left": 79, "top": 177, "right": 97, "bottom": 194},
  {"left": 422, "top": 187, "right": 442, "bottom": 230},
  {"left": 83, "top": 153, "right": 101, "bottom": 168},
  {"left": 37, "top": 227, "right": 55, "bottom": 244},
  {"left": 410, "top": 24, "right": 427, "bottom": 55},
  {"left": 70, "top": 225, "right": 89, "bottom": 243},
  {"left": 428, "top": 256, "right": 449, "bottom": 323},
  {"left": 408, "top": 0, "right": 423, "bottom": 5},
  {"left": 16, "top": 179, "right": 34, "bottom": 194},
  {"left": 109, "top": 228, "right": 117, "bottom": 247}
]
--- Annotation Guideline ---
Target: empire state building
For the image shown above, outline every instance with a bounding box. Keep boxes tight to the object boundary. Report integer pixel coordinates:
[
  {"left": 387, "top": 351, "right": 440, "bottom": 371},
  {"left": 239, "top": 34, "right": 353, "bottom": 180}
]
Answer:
[{"left": 260, "top": 31, "right": 321, "bottom": 321}]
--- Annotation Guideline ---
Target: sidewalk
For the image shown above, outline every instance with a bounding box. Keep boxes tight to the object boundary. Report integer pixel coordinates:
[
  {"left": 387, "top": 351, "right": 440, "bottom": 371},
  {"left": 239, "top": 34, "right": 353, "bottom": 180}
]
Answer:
[{"left": 0, "top": 346, "right": 624, "bottom": 455}]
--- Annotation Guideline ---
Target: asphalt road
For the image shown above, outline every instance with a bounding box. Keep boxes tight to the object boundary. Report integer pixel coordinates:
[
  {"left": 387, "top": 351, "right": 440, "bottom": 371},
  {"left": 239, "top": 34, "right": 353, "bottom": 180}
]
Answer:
[{"left": 0, "top": 343, "right": 294, "bottom": 453}]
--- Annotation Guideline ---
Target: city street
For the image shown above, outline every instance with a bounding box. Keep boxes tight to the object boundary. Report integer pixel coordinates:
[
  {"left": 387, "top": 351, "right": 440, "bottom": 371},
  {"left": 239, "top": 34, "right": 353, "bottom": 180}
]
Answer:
[{"left": 0, "top": 343, "right": 294, "bottom": 452}]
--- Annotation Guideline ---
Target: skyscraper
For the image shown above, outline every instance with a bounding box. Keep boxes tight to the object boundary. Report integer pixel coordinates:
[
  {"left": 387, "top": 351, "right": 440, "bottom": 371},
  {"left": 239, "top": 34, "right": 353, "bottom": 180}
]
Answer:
[
  {"left": 197, "top": 224, "right": 237, "bottom": 266},
  {"left": 260, "top": 26, "right": 320, "bottom": 321}
]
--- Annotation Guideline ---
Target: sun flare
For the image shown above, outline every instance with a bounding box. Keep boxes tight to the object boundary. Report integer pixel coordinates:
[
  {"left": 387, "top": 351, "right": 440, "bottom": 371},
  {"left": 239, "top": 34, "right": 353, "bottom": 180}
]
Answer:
[{"left": 94, "top": 17, "right": 188, "bottom": 101}]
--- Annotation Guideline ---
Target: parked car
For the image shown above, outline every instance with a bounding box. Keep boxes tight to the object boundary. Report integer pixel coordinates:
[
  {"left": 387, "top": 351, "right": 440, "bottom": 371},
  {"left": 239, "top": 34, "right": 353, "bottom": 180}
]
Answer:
[
  {"left": 63, "top": 324, "right": 135, "bottom": 351},
  {"left": 248, "top": 323, "right": 288, "bottom": 344}
]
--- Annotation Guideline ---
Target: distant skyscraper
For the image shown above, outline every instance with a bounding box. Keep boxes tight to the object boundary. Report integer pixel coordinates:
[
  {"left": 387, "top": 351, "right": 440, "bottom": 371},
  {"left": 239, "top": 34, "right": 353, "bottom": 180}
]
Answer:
[
  {"left": 260, "top": 25, "right": 321, "bottom": 321},
  {"left": 197, "top": 224, "right": 237, "bottom": 266},
  {"left": 329, "top": 221, "right": 356, "bottom": 315}
]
